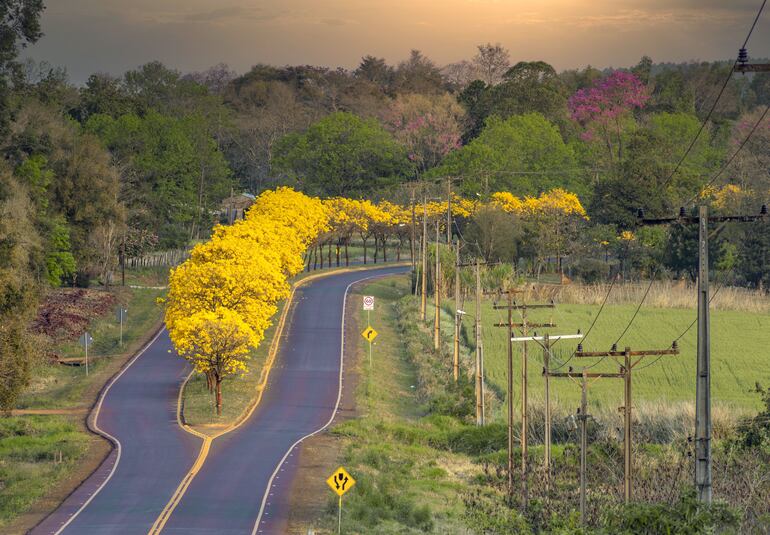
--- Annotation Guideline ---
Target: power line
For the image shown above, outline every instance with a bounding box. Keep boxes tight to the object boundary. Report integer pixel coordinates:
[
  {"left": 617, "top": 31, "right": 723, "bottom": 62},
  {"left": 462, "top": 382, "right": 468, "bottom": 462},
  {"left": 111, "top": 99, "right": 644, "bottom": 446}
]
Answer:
[
  {"left": 613, "top": 267, "right": 658, "bottom": 347},
  {"left": 660, "top": 0, "right": 767, "bottom": 191},
  {"left": 635, "top": 267, "right": 734, "bottom": 372},
  {"left": 683, "top": 104, "right": 770, "bottom": 206},
  {"left": 550, "top": 276, "right": 617, "bottom": 372}
]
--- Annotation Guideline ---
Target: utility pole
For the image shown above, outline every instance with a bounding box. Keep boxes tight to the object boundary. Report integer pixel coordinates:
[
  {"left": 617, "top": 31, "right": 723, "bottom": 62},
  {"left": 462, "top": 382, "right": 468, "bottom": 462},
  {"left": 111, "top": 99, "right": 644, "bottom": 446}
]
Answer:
[
  {"left": 573, "top": 344, "right": 679, "bottom": 503},
  {"left": 447, "top": 178, "right": 452, "bottom": 244},
  {"left": 494, "top": 297, "right": 555, "bottom": 508},
  {"left": 695, "top": 205, "right": 711, "bottom": 503},
  {"left": 578, "top": 370, "right": 588, "bottom": 523},
  {"left": 434, "top": 221, "right": 441, "bottom": 351},
  {"left": 410, "top": 188, "right": 416, "bottom": 272},
  {"left": 420, "top": 198, "right": 428, "bottom": 322},
  {"left": 513, "top": 332, "right": 581, "bottom": 481},
  {"left": 453, "top": 240, "right": 461, "bottom": 382},
  {"left": 637, "top": 204, "right": 766, "bottom": 502},
  {"left": 475, "top": 259, "right": 483, "bottom": 425}
]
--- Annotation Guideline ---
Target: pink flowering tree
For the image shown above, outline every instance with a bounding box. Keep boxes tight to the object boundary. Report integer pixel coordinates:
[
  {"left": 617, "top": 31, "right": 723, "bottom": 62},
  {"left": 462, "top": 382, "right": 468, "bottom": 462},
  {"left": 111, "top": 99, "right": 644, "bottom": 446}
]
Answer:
[
  {"left": 568, "top": 71, "right": 650, "bottom": 162},
  {"left": 382, "top": 93, "right": 464, "bottom": 174}
]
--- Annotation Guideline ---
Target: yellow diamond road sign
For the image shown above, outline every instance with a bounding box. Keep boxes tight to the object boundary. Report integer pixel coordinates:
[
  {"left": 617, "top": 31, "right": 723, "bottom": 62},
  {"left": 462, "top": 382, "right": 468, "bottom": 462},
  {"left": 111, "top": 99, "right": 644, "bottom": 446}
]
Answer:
[
  {"left": 361, "top": 326, "right": 378, "bottom": 342},
  {"left": 327, "top": 466, "right": 356, "bottom": 497}
]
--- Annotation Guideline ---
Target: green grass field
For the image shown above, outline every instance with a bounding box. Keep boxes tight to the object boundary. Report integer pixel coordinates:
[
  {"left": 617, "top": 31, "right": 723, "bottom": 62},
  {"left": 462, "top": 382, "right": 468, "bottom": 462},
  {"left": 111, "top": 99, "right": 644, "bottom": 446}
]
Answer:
[
  {"left": 0, "top": 416, "right": 91, "bottom": 528},
  {"left": 450, "top": 297, "right": 770, "bottom": 418},
  {"left": 19, "top": 286, "right": 166, "bottom": 410}
]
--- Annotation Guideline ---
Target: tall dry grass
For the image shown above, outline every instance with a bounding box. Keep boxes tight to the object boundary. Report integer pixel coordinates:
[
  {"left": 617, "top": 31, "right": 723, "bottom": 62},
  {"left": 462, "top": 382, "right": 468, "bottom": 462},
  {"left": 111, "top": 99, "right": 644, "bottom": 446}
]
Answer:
[
  {"left": 520, "top": 280, "right": 770, "bottom": 313},
  {"left": 507, "top": 398, "right": 743, "bottom": 446}
]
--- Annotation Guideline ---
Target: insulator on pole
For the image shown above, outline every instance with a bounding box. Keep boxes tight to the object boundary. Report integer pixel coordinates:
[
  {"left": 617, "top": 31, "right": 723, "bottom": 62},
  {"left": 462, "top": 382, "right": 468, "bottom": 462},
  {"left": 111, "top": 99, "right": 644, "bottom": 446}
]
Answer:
[
  {"left": 679, "top": 206, "right": 686, "bottom": 218},
  {"left": 738, "top": 47, "right": 749, "bottom": 65},
  {"left": 611, "top": 343, "right": 618, "bottom": 352},
  {"left": 761, "top": 204, "right": 767, "bottom": 216}
]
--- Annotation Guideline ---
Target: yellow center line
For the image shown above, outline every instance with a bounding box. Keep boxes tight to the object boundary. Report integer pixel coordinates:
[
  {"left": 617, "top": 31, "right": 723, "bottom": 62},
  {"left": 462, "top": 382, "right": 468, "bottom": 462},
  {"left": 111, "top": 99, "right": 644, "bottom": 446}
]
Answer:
[{"left": 148, "top": 263, "right": 408, "bottom": 534}]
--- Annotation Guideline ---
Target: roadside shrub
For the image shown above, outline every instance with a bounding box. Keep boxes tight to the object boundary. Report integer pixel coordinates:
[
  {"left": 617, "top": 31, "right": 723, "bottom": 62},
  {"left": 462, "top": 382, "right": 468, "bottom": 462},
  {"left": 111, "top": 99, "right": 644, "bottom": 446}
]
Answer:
[{"left": 601, "top": 489, "right": 739, "bottom": 534}]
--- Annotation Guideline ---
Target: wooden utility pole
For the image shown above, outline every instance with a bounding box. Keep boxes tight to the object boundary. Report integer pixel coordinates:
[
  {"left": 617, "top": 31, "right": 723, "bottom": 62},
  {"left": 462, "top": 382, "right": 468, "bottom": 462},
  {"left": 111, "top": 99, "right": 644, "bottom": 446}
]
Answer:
[
  {"left": 572, "top": 345, "right": 679, "bottom": 503},
  {"left": 637, "top": 204, "right": 765, "bottom": 502},
  {"left": 446, "top": 178, "right": 452, "bottom": 244},
  {"left": 543, "top": 334, "right": 552, "bottom": 473},
  {"left": 578, "top": 370, "right": 588, "bottom": 523},
  {"left": 453, "top": 240, "right": 461, "bottom": 382},
  {"left": 493, "top": 297, "right": 554, "bottom": 506},
  {"left": 410, "top": 189, "right": 416, "bottom": 271},
  {"left": 420, "top": 198, "right": 428, "bottom": 322},
  {"left": 475, "top": 259, "right": 483, "bottom": 425},
  {"left": 434, "top": 221, "right": 441, "bottom": 351}
]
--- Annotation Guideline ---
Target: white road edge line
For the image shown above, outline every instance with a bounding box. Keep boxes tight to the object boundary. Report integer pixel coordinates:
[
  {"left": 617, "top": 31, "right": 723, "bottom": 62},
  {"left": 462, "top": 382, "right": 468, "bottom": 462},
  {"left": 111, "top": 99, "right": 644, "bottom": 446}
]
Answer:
[
  {"left": 251, "top": 270, "right": 396, "bottom": 534},
  {"left": 52, "top": 328, "right": 166, "bottom": 535}
]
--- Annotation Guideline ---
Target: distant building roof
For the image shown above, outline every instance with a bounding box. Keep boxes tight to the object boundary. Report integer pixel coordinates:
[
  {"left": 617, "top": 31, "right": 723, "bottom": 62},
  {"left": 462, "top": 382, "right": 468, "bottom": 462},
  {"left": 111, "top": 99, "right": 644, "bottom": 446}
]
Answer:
[{"left": 220, "top": 193, "right": 256, "bottom": 208}]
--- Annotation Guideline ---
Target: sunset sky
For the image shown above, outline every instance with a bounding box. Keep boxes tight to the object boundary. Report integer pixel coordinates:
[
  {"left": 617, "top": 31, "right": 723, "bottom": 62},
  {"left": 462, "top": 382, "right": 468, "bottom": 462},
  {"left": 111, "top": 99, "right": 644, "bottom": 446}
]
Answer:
[{"left": 25, "top": 0, "right": 770, "bottom": 83}]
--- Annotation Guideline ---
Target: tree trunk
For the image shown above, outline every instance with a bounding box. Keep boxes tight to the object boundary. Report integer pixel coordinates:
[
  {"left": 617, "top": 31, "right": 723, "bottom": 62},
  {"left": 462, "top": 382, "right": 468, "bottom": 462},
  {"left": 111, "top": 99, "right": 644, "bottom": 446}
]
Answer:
[
  {"left": 363, "top": 238, "right": 368, "bottom": 264},
  {"left": 374, "top": 237, "right": 379, "bottom": 263},
  {"left": 345, "top": 242, "right": 349, "bottom": 266},
  {"left": 328, "top": 242, "right": 332, "bottom": 267},
  {"left": 383, "top": 237, "right": 387, "bottom": 262},
  {"left": 336, "top": 243, "right": 340, "bottom": 267},
  {"left": 215, "top": 377, "right": 223, "bottom": 416}
]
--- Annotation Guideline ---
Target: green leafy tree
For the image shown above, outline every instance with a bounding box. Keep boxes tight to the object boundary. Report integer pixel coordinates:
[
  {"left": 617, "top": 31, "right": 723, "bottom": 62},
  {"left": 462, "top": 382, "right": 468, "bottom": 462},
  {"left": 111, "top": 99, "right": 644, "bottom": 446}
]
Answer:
[
  {"left": 663, "top": 219, "right": 725, "bottom": 280},
  {"left": 0, "top": 0, "right": 45, "bottom": 141},
  {"left": 45, "top": 217, "right": 76, "bottom": 286},
  {"left": 431, "top": 113, "right": 580, "bottom": 196},
  {"left": 0, "top": 166, "right": 43, "bottom": 410},
  {"left": 589, "top": 113, "right": 719, "bottom": 228},
  {"left": 738, "top": 220, "right": 770, "bottom": 290},
  {"left": 87, "top": 110, "right": 232, "bottom": 247},
  {"left": 273, "top": 111, "right": 411, "bottom": 196}
]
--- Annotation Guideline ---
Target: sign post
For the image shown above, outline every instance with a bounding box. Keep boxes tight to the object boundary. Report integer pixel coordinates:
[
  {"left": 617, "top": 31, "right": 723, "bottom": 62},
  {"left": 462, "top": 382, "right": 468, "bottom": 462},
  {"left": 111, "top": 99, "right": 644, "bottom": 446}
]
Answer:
[
  {"left": 361, "top": 326, "right": 378, "bottom": 368},
  {"left": 116, "top": 307, "right": 128, "bottom": 347},
  {"left": 78, "top": 332, "right": 93, "bottom": 376},
  {"left": 326, "top": 466, "right": 356, "bottom": 534}
]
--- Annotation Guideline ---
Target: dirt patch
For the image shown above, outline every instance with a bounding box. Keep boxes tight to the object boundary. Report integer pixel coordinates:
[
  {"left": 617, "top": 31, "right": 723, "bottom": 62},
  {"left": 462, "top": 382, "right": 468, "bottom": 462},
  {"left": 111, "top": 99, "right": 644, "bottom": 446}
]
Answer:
[
  {"left": 284, "top": 283, "right": 365, "bottom": 534},
  {"left": 33, "top": 288, "right": 119, "bottom": 342},
  {"left": 9, "top": 408, "right": 88, "bottom": 416}
]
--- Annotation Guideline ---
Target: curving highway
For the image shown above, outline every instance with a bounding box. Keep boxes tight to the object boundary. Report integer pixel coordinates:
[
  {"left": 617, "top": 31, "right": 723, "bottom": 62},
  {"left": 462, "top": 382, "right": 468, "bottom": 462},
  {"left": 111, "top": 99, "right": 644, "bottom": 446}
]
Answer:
[
  {"left": 31, "top": 265, "right": 407, "bottom": 535},
  {"left": 31, "top": 331, "right": 201, "bottom": 535}
]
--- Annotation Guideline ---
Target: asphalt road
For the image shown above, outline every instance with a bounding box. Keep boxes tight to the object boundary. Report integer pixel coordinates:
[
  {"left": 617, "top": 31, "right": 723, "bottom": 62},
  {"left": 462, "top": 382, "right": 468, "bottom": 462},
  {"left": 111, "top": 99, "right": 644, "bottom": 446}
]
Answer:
[
  {"left": 32, "top": 331, "right": 202, "bottom": 535},
  {"left": 31, "top": 265, "right": 407, "bottom": 535},
  {"left": 161, "top": 265, "right": 407, "bottom": 535}
]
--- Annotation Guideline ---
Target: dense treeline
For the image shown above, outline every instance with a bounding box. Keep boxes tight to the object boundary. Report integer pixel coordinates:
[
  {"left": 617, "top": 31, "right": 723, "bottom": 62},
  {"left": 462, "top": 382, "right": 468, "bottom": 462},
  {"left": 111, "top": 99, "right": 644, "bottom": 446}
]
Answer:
[{"left": 3, "top": 0, "right": 770, "bottom": 409}]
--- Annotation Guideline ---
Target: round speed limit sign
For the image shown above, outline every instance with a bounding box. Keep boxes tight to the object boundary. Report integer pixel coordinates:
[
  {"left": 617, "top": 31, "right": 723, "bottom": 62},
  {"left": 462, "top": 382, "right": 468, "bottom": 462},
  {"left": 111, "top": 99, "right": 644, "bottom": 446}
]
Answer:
[{"left": 363, "top": 296, "right": 375, "bottom": 311}]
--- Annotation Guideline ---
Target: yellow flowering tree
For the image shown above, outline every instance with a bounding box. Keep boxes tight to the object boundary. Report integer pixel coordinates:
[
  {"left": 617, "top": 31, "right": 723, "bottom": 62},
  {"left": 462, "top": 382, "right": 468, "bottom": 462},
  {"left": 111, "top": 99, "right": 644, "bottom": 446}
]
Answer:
[
  {"left": 165, "top": 187, "right": 328, "bottom": 415},
  {"left": 491, "top": 188, "right": 588, "bottom": 277}
]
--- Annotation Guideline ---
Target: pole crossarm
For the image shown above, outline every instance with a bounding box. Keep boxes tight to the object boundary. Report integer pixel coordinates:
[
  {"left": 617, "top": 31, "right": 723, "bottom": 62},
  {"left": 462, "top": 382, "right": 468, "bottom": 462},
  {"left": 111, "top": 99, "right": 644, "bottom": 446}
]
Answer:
[
  {"left": 512, "top": 333, "right": 582, "bottom": 342},
  {"left": 576, "top": 349, "right": 678, "bottom": 358},
  {"left": 494, "top": 303, "right": 555, "bottom": 310},
  {"left": 734, "top": 63, "right": 770, "bottom": 72},
  {"left": 547, "top": 371, "right": 624, "bottom": 379},
  {"left": 495, "top": 322, "right": 555, "bottom": 328},
  {"left": 640, "top": 214, "right": 766, "bottom": 225}
]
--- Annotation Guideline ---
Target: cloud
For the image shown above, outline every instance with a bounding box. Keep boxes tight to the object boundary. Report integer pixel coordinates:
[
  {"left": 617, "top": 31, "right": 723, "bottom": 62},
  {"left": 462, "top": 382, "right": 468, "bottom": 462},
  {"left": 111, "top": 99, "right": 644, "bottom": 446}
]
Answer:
[
  {"left": 319, "top": 17, "right": 357, "bottom": 26},
  {"left": 185, "top": 6, "right": 265, "bottom": 23}
]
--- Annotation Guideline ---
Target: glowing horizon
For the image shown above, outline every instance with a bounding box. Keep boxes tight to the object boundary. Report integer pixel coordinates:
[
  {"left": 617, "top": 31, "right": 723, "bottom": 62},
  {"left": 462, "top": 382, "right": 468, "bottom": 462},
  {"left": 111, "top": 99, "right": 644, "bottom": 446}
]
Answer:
[{"left": 25, "top": 0, "right": 768, "bottom": 83}]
